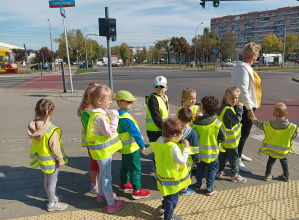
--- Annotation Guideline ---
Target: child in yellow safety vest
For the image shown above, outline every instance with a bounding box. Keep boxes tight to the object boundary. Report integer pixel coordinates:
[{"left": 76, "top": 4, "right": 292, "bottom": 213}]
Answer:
[
  {"left": 176, "top": 88, "right": 202, "bottom": 125},
  {"left": 252, "top": 102, "right": 299, "bottom": 182},
  {"left": 142, "top": 118, "right": 191, "bottom": 220},
  {"left": 27, "top": 98, "right": 68, "bottom": 212},
  {"left": 77, "top": 82, "right": 100, "bottom": 194},
  {"left": 85, "top": 85, "right": 125, "bottom": 214},
  {"left": 193, "top": 96, "right": 225, "bottom": 196},
  {"left": 177, "top": 107, "right": 199, "bottom": 196},
  {"left": 216, "top": 87, "right": 247, "bottom": 183},
  {"left": 115, "top": 90, "right": 151, "bottom": 200}
]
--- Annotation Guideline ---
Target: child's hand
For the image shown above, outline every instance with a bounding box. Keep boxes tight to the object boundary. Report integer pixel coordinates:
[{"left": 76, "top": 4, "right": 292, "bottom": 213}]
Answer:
[
  {"left": 140, "top": 149, "right": 148, "bottom": 156},
  {"left": 197, "top": 160, "right": 201, "bottom": 163},
  {"left": 182, "top": 139, "right": 189, "bottom": 149},
  {"left": 236, "top": 102, "right": 243, "bottom": 107}
]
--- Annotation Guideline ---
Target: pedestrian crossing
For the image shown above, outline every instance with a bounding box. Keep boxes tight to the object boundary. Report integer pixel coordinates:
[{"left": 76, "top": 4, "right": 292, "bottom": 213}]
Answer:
[{"left": 0, "top": 76, "right": 38, "bottom": 89}]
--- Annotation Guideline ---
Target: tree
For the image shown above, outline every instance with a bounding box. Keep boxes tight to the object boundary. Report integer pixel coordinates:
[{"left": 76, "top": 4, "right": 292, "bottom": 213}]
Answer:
[
  {"left": 220, "top": 32, "right": 237, "bottom": 60},
  {"left": 155, "top": 39, "right": 172, "bottom": 64},
  {"left": 111, "top": 46, "right": 120, "bottom": 56},
  {"left": 170, "top": 37, "right": 189, "bottom": 68},
  {"left": 262, "top": 34, "right": 283, "bottom": 54},
  {"left": 136, "top": 46, "right": 147, "bottom": 64},
  {"left": 285, "top": 34, "right": 299, "bottom": 59},
  {"left": 119, "top": 43, "right": 130, "bottom": 66},
  {"left": 12, "top": 49, "right": 25, "bottom": 62},
  {"left": 200, "top": 28, "right": 220, "bottom": 63},
  {"left": 34, "top": 47, "right": 51, "bottom": 63}
]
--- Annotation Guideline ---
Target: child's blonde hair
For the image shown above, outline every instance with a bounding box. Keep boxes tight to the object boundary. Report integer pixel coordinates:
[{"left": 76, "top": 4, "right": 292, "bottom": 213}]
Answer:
[
  {"left": 87, "top": 84, "right": 113, "bottom": 108},
  {"left": 222, "top": 87, "right": 241, "bottom": 104},
  {"left": 181, "top": 88, "right": 196, "bottom": 106},
  {"left": 35, "top": 98, "right": 55, "bottom": 121},
  {"left": 77, "top": 83, "right": 99, "bottom": 116},
  {"left": 273, "top": 102, "right": 287, "bottom": 118}
]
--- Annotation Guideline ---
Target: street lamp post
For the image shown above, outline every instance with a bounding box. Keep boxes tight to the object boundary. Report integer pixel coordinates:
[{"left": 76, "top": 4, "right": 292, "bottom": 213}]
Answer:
[
  {"left": 85, "top": 34, "right": 98, "bottom": 69},
  {"left": 194, "top": 22, "right": 203, "bottom": 64},
  {"left": 47, "top": 19, "right": 55, "bottom": 71}
]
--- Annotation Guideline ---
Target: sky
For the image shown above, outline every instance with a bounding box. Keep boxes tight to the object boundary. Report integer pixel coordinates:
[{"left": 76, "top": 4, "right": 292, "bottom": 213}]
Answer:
[{"left": 0, "top": 0, "right": 298, "bottom": 51}]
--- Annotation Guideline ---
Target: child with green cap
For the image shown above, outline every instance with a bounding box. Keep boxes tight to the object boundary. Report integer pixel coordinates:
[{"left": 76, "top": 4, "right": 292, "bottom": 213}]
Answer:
[{"left": 115, "top": 90, "right": 151, "bottom": 199}]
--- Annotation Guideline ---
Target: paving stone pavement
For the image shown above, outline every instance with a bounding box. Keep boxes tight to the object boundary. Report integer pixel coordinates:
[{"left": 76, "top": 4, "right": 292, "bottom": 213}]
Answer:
[{"left": 0, "top": 88, "right": 299, "bottom": 219}]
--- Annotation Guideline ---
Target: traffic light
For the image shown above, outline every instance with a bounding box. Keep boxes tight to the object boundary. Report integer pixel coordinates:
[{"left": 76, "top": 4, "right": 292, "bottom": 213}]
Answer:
[
  {"left": 107, "top": 18, "right": 116, "bottom": 42},
  {"left": 199, "top": 0, "right": 205, "bottom": 8},
  {"left": 213, "top": 0, "right": 220, "bottom": 7}
]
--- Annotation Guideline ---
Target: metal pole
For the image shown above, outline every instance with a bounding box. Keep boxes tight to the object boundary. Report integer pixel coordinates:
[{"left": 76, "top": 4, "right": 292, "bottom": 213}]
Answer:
[
  {"left": 282, "top": 21, "right": 286, "bottom": 68},
  {"left": 61, "top": 62, "right": 67, "bottom": 93},
  {"left": 194, "top": 22, "right": 203, "bottom": 63},
  {"left": 85, "top": 34, "right": 98, "bottom": 69},
  {"left": 63, "top": 17, "right": 73, "bottom": 92},
  {"left": 47, "top": 19, "right": 55, "bottom": 72},
  {"left": 91, "top": 41, "right": 93, "bottom": 65},
  {"left": 106, "top": 7, "right": 113, "bottom": 91}
]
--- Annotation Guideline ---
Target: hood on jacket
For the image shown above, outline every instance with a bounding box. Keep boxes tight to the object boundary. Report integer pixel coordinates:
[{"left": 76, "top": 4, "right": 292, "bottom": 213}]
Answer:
[
  {"left": 181, "top": 126, "right": 192, "bottom": 141},
  {"left": 27, "top": 119, "right": 51, "bottom": 141}
]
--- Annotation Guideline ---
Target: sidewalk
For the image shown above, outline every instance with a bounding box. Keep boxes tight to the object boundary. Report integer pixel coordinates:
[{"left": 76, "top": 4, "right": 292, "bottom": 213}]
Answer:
[{"left": 1, "top": 87, "right": 299, "bottom": 219}]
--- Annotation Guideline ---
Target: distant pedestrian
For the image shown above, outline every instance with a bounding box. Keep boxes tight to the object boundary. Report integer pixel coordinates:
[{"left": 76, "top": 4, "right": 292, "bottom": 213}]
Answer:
[
  {"left": 252, "top": 102, "right": 299, "bottom": 182},
  {"left": 77, "top": 82, "right": 100, "bottom": 194},
  {"left": 27, "top": 98, "right": 68, "bottom": 212},
  {"left": 23, "top": 60, "right": 26, "bottom": 68},
  {"left": 45, "top": 62, "right": 49, "bottom": 73}
]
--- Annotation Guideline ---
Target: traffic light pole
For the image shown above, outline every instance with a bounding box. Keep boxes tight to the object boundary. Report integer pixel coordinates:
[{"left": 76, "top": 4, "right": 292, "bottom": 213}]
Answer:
[
  {"left": 63, "top": 16, "right": 73, "bottom": 92},
  {"left": 106, "top": 7, "right": 113, "bottom": 92}
]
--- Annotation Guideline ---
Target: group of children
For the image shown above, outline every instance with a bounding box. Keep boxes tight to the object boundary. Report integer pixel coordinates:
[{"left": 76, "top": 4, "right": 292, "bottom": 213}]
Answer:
[{"left": 27, "top": 76, "right": 298, "bottom": 220}]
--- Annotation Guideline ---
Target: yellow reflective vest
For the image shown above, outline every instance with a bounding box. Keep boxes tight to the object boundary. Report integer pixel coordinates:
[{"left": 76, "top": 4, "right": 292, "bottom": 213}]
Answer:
[
  {"left": 151, "top": 141, "right": 191, "bottom": 196},
  {"left": 176, "top": 105, "right": 199, "bottom": 125},
  {"left": 29, "top": 124, "right": 68, "bottom": 174},
  {"left": 259, "top": 121, "right": 297, "bottom": 159},
  {"left": 146, "top": 94, "right": 169, "bottom": 131},
  {"left": 218, "top": 106, "right": 242, "bottom": 149},
  {"left": 81, "top": 107, "right": 92, "bottom": 147},
  {"left": 193, "top": 119, "right": 222, "bottom": 163},
  {"left": 118, "top": 112, "right": 142, "bottom": 154},
  {"left": 86, "top": 112, "right": 122, "bottom": 160}
]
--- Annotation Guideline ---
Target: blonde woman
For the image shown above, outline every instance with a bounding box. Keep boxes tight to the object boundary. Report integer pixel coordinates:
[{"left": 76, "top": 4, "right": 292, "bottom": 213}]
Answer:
[{"left": 231, "top": 42, "right": 262, "bottom": 173}]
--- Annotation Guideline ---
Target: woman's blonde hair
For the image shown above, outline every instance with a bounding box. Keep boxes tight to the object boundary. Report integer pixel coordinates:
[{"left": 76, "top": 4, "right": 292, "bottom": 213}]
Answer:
[
  {"left": 77, "top": 83, "right": 99, "bottom": 116},
  {"left": 87, "top": 84, "right": 113, "bottom": 108},
  {"left": 242, "top": 42, "right": 261, "bottom": 60},
  {"left": 35, "top": 98, "right": 55, "bottom": 121},
  {"left": 222, "top": 87, "right": 241, "bottom": 104},
  {"left": 181, "top": 88, "right": 196, "bottom": 106}
]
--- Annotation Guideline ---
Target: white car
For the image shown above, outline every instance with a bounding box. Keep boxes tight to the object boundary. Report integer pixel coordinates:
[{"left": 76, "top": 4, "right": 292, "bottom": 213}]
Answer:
[
  {"left": 226, "top": 61, "right": 242, "bottom": 67},
  {"left": 96, "top": 61, "right": 106, "bottom": 66}
]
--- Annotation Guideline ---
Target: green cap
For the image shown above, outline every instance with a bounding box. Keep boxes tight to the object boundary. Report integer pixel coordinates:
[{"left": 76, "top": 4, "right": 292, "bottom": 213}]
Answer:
[{"left": 114, "top": 90, "right": 136, "bottom": 101}]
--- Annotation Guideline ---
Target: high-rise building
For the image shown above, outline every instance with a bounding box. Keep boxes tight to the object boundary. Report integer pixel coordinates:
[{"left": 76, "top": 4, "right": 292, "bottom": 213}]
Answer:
[{"left": 210, "top": 6, "right": 299, "bottom": 52}]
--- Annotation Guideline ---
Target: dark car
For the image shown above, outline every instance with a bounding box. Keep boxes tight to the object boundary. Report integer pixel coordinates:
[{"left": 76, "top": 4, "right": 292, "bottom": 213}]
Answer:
[
  {"left": 79, "top": 62, "right": 93, "bottom": 69},
  {"left": 30, "top": 64, "right": 42, "bottom": 70}
]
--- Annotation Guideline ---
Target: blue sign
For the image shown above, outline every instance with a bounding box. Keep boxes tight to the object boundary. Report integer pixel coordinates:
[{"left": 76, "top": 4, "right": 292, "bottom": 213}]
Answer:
[
  {"left": 136, "top": 56, "right": 138, "bottom": 60},
  {"left": 60, "top": 7, "right": 66, "bottom": 18},
  {"left": 49, "top": 0, "right": 75, "bottom": 8},
  {"left": 212, "top": 48, "right": 217, "bottom": 53}
]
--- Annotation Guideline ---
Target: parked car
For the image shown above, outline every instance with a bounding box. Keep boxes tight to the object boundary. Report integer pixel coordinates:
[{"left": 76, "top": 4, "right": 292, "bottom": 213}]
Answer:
[
  {"left": 225, "top": 61, "right": 242, "bottom": 67},
  {"left": 79, "top": 62, "right": 93, "bottom": 69},
  {"left": 251, "top": 61, "right": 259, "bottom": 67},
  {"left": 30, "top": 64, "right": 41, "bottom": 70},
  {"left": 96, "top": 61, "right": 106, "bottom": 66}
]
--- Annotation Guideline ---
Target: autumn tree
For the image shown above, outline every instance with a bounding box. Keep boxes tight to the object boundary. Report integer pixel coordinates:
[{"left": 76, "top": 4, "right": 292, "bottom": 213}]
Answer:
[
  {"left": 200, "top": 27, "right": 220, "bottom": 63},
  {"left": 285, "top": 34, "right": 299, "bottom": 59},
  {"left": 12, "top": 49, "right": 25, "bottom": 62},
  {"left": 220, "top": 32, "right": 237, "bottom": 60},
  {"left": 170, "top": 37, "right": 189, "bottom": 68},
  {"left": 119, "top": 43, "right": 131, "bottom": 66},
  {"left": 34, "top": 47, "right": 52, "bottom": 63},
  {"left": 155, "top": 39, "right": 172, "bottom": 64},
  {"left": 262, "top": 34, "right": 283, "bottom": 54},
  {"left": 135, "top": 46, "right": 147, "bottom": 64}
]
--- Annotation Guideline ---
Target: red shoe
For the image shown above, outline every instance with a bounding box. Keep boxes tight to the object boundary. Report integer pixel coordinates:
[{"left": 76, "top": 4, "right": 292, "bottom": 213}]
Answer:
[
  {"left": 131, "top": 188, "right": 150, "bottom": 200},
  {"left": 119, "top": 182, "right": 133, "bottom": 192}
]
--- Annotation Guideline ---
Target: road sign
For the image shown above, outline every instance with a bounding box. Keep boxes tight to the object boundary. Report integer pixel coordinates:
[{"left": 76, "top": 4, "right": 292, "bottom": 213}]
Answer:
[
  {"left": 49, "top": 0, "right": 75, "bottom": 8},
  {"left": 136, "top": 56, "right": 138, "bottom": 60},
  {"left": 212, "top": 48, "right": 217, "bottom": 53},
  {"left": 60, "top": 7, "right": 66, "bottom": 18}
]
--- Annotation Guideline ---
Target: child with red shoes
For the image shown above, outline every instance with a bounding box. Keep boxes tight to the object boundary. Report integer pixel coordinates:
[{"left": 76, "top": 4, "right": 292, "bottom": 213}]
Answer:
[{"left": 115, "top": 90, "right": 151, "bottom": 199}]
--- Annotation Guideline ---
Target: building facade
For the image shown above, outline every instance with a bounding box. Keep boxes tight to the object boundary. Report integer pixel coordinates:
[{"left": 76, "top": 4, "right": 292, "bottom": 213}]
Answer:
[{"left": 210, "top": 6, "right": 299, "bottom": 52}]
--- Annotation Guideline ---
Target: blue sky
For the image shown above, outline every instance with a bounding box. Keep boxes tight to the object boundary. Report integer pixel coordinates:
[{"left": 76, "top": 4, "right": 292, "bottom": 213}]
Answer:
[{"left": 0, "top": 0, "right": 298, "bottom": 51}]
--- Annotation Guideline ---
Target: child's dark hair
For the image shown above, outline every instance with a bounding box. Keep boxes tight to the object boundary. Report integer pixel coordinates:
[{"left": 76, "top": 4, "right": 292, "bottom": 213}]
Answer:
[
  {"left": 178, "top": 107, "right": 193, "bottom": 123},
  {"left": 87, "top": 84, "right": 113, "bottom": 108},
  {"left": 201, "top": 96, "right": 220, "bottom": 116},
  {"left": 35, "top": 98, "right": 55, "bottom": 120},
  {"left": 222, "top": 87, "right": 241, "bottom": 104},
  {"left": 77, "top": 83, "right": 99, "bottom": 116},
  {"left": 162, "top": 118, "right": 183, "bottom": 138}
]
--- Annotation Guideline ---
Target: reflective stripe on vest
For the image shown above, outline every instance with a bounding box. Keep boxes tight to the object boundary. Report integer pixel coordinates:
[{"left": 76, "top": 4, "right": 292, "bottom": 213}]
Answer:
[
  {"left": 193, "top": 118, "right": 222, "bottom": 163},
  {"left": 118, "top": 112, "right": 142, "bottom": 154},
  {"left": 259, "top": 121, "right": 296, "bottom": 159},
  {"left": 29, "top": 124, "right": 68, "bottom": 174},
  {"left": 86, "top": 112, "right": 122, "bottom": 160},
  {"left": 146, "top": 94, "right": 169, "bottom": 131},
  {"left": 217, "top": 106, "right": 242, "bottom": 149},
  {"left": 151, "top": 141, "right": 191, "bottom": 196}
]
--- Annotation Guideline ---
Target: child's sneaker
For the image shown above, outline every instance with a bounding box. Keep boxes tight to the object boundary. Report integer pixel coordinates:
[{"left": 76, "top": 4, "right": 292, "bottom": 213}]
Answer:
[
  {"left": 281, "top": 174, "right": 290, "bottom": 182},
  {"left": 97, "top": 193, "right": 116, "bottom": 202},
  {"left": 206, "top": 187, "right": 216, "bottom": 196},
  {"left": 106, "top": 200, "right": 126, "bottom": 214},
  {"left": 179, "top": 187, "right": 195, "bottom": 196},
  {"left": 216, "top": 171, "right": 226, "bottom": 178},
  {"left": 119, "top": 182, "right": 133, "bottom": 192},
  {"left": 231, "top": 174, "right": 247, "bottom": 183},
  {"left": 194, "top": 184, "right": 202, "bottom": 191},
  {"left": 131, "top": 188, "right": 151, "bottom": 200},
  {"left": 90, "top": 185, "right": 99, "bottom": 194},
  {"left": 160, "top": 208, "right": 165, "bottom": 214},
  {"left": 264, "top": 174, "right": 272, "bottom": 181},
  {"left": 47, "top": 202, "right": 68, "bottom": 212},
  {"left": 167, "top": 214, "right": 183, "bottom": 220}
]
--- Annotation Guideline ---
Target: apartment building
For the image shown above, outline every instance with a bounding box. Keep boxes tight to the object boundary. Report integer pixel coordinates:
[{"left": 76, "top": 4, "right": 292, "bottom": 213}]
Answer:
[{"left": 210, "top": 6, "right": 299, "bottom": 52}]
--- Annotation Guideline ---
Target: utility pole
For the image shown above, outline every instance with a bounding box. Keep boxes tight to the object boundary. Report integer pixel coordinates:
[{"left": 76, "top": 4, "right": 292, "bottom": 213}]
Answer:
[
  {"left": 106, "top": 7, "right": 113, "bottom": 91},
  {"left": 194, "top": 22, "right": 203, "bottom": 63},
  {"left": 85, "top": 33, "right": 98, "bottom": 69},
  {"left": 282, "top": 21, "right": 286, "bottom": 67},
  {"left": 47, "top": 19, "right": 55, "bottom": 72}
]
